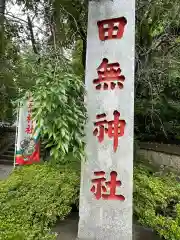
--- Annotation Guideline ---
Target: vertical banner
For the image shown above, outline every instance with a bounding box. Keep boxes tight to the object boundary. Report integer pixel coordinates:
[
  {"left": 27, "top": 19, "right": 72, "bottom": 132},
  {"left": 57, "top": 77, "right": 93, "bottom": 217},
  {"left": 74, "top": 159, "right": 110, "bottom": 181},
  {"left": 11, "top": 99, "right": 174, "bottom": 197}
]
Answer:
[
  {"left": 78, "top": 0, "right": 135, "bottom": 239},
  {"left": 15, "top": 95, "right": 40, "bottom": 166}
]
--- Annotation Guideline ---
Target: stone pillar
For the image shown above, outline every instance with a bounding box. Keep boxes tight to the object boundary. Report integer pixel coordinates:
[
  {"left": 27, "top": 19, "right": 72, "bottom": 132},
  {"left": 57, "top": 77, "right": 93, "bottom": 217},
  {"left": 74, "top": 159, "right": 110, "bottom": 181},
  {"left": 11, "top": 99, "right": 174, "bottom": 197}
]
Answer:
[{"left": 78, "top": 0, "right": 135, "bottom": 239}]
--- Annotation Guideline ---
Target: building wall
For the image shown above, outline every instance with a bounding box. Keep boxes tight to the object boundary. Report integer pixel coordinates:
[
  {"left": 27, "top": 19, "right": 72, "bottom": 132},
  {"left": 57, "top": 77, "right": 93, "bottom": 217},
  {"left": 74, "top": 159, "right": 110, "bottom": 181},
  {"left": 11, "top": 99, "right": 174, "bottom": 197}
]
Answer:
[{"left": 138, "top": 142, "right": 180, "bottom": 172}]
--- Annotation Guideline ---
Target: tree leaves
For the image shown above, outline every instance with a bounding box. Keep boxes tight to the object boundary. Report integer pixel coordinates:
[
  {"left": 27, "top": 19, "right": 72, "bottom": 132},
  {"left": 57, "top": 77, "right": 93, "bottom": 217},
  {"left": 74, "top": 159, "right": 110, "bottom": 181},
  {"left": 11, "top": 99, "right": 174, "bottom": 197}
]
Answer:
[
  {"left": 135, "top": 0, "right": 180, "bottom": 143},
  {"left": 18, "top": 50, "right": 86, "bottom": 163}
]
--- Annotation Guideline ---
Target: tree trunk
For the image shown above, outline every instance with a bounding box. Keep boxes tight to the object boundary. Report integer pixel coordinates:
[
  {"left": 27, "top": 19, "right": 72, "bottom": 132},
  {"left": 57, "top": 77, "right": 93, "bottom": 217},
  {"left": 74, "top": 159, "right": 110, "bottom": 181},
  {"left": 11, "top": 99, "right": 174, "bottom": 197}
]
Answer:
[
  {"left": 27, "top": 15, "right": 38, "bottom": 54},
  {"left": 0, "top": 0, "right": 5, "bottom": 55}
]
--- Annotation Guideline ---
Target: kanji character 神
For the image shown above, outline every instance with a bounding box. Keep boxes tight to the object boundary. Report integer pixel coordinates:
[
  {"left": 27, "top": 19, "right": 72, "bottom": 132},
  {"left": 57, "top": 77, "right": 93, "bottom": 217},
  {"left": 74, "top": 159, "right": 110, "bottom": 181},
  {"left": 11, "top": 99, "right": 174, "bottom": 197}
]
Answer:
[
  {"left": 91, "top": 171, "right": 125, "bottom": 201},
  {"left": 97, "top": 17, "right": 127, "bottom": 41},
  {"left": 25, "top": 123, "right": 34, "bottom": 134},
  {"left": 93, "top": 58, "right": 125, "bottom": 90},
  {"left": 25, "top": 125, "right": 32, "bottom": 134},
  {"left": 93, "top": 110, "right": 126, "bottom": 152}
]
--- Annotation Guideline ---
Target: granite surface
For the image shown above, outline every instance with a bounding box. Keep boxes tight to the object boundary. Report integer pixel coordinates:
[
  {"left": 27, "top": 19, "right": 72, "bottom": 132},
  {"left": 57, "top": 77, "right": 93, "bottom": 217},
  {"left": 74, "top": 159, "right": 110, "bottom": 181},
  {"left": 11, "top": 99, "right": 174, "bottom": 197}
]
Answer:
[{"left": 55, "top": 213, "right": 161, "bottom": 240}]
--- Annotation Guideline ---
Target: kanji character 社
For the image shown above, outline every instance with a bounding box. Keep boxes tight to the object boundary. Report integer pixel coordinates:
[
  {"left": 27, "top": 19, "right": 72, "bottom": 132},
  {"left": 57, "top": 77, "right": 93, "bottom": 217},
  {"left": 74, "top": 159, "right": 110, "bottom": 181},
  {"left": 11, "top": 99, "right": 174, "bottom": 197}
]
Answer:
[
  {"left": 93, "top": 58, "right": 125, "bottom": 90},
  {"left": 93, "top": 110, "right": 126, "bottom": 152},
  {"left": 97, "top": 17, "right": 127, "bottom": 41},
  {"left": 91, "top": 171, "right": 125, "bottom": 201}
]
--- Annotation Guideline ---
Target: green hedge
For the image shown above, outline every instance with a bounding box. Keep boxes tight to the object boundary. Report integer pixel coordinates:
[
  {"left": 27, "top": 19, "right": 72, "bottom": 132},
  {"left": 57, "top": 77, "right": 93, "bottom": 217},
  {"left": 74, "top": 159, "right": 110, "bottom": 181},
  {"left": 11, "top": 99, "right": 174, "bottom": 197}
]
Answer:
[
  {"left": 0, "top": 163, "right": 80, "bottom": 240},
  {"left": 134, "top": 164, "right": 180, "bottom": 240},
  {"left": 1, "top": 161, "right": 180, "bottom": 240}
]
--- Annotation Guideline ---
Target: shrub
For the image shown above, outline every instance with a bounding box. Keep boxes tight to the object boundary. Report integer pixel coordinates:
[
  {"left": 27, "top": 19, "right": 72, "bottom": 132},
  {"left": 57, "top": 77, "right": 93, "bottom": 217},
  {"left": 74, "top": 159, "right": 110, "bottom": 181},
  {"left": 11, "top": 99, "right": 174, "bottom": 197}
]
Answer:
[
  {"left": 134, "top": 164, "right": 180, "bottom": 240},
  {"left": 0, "top": 163, "right": 80, "bottom": 240}
]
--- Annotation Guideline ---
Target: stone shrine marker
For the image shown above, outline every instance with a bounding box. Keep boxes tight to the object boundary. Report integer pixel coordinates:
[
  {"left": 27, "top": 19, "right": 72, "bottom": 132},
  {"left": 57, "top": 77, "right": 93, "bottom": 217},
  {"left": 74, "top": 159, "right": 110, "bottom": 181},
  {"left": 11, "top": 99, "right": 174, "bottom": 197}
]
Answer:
[{"left": 78, "top": 0, "right": 135, "bottom": 239}]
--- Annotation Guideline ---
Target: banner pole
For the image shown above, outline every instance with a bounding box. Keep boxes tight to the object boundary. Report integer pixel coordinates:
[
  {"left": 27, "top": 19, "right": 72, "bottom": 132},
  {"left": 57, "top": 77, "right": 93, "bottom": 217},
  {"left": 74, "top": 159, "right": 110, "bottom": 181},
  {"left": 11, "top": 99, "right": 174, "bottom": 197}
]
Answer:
[{"left": 13, "top": 103, "right": 20, "bottom": 168}]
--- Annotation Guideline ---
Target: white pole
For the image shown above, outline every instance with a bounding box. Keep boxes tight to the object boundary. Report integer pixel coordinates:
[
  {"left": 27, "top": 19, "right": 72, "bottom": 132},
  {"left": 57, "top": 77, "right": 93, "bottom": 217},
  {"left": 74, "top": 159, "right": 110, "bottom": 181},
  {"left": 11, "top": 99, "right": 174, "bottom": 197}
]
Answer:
[
  {"left": 13, "top": 103, "right": 20, "bottom": 168},
  {"left": 78, "top": 0, "right": 135, "bottom": 239}
]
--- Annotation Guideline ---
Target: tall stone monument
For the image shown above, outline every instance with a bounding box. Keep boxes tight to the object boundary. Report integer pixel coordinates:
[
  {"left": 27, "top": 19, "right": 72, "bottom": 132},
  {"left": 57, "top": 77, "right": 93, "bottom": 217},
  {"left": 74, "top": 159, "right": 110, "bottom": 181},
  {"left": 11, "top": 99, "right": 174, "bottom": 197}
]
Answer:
[{"left": 78, "top": 0, "right": 135, "bottom": 239}]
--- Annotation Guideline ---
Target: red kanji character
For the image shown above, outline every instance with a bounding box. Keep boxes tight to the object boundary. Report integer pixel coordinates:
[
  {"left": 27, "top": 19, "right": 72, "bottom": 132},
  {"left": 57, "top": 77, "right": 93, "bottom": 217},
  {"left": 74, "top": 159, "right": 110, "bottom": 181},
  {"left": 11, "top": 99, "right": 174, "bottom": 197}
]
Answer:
[
  {"left": 91, "top": 171, "right": 125, "bottom": 201},
  {"left": 25, "top": 126, "right": 32, "bottom": 134},
  {"left": 27, "top": 114, "right": 31, "bottom": 122},
  {"left": 97, "top": 17, "right": 127, "bottom": 41},
  {"left": 93, "top": 111, "right": 126, "bottom": 152},
  {"left": 93, "top": 58, "right": 125, "bottom": 90}
]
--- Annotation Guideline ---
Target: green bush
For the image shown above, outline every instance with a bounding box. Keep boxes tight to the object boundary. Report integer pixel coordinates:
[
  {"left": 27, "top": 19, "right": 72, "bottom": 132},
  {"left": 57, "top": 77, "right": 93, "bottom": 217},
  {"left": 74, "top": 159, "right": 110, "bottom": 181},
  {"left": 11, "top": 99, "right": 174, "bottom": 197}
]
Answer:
[
  {"left": 134, "top": 164, "right": 180, "bottom": 240},
  {"left": 2, "top": 160, "right": 180, "bottom": 240},
  {"left": 0, "top": 163, "right": 80, "bottom": 240}
]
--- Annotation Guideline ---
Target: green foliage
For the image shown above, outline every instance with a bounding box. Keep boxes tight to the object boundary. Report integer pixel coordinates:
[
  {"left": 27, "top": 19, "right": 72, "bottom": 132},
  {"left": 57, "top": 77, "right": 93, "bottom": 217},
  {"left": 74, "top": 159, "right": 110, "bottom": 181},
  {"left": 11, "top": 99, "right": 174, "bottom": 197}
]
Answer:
[
  {"left": 72, "top": 40, "right": 84, "bottom": 76},
  {"left": 135, "top": 0, "right": 180, "bottom": 143},
  {"left": 15, "top": 0, "right": 87, "bottom": 49},
  {"left": 3, "top": 0, "right": 180, "bottom": 143},
  {"left": 134, "top": 164, "right": 180, "bottom": 240},
  {"left": 18, "top": 50, "right": 86, "bottom": 163},
  {"left": 0, "top": 163, "right": 80, "bottom": 240},
  {"left": 0, "top": 18, "right": 20, "bottom": 122}
]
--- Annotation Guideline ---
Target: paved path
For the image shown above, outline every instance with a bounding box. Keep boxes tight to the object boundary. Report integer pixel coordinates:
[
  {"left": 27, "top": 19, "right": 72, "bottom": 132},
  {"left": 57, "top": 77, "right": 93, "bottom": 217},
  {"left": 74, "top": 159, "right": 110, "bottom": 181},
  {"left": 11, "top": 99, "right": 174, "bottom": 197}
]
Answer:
[
  {"left": 54, "top": 212, "right": 161, "bottom": 240},
  {"left": 0, "top": 164, "right": 13, "bottom": 180}
]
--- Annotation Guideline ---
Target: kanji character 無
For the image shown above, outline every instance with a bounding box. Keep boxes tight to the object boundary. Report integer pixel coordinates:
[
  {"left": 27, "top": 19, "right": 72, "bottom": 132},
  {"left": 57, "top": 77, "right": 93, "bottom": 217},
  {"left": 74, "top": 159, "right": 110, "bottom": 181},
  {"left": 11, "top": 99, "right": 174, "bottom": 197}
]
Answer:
[{"left": 93, "top": 58, "right": 125, "bottom": 90}]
